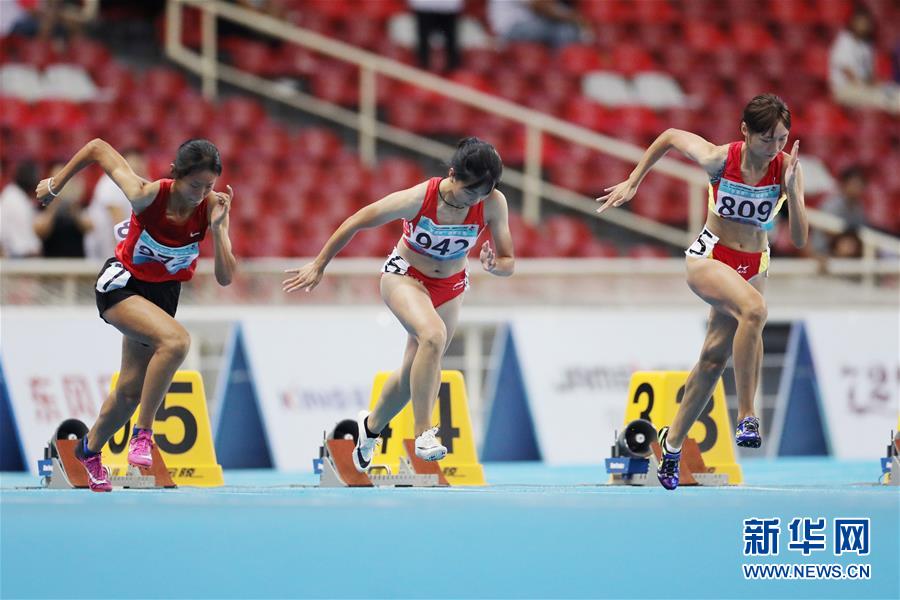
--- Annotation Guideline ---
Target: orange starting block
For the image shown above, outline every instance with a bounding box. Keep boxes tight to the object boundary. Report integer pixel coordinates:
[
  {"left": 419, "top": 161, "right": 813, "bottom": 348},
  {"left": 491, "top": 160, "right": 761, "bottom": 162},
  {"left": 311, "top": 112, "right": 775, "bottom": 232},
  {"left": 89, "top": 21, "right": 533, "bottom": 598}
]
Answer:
[
  {"left": 39, "top": 419, "right": 175, "bottom": 490},
  {"left": 318, "top": 436, "right": 449, "bottom": 488}
]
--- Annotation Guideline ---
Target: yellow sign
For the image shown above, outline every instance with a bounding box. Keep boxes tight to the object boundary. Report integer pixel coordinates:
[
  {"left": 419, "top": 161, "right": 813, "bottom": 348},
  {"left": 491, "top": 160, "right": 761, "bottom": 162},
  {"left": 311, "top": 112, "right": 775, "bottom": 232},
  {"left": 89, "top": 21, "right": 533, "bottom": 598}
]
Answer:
[
  {"left": 624, "top": 371, "right": 743, "bottom": 484},
  {"left": 369, "top": 370, "right": 486, "bottom": 485},
  {"left": 103, "top": 371, "right": 224, "bottom": 486}
]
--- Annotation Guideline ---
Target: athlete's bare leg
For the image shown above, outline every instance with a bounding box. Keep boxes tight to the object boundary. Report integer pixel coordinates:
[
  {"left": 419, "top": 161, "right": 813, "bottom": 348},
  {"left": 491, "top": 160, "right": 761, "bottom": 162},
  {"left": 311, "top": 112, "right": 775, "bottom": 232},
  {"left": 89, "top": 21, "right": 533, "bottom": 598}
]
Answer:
[
  {"left": 84, "top": 336, "right": 153, "bottom": 452},
  {"left": 373, "top": 274, "right": 463, "bottom": 436},
  {"left": 667, "top": 259, "right": 767, "bottom": 448},
  {"left": 100, "top": 296, "right": 191, "bottom": 432}
]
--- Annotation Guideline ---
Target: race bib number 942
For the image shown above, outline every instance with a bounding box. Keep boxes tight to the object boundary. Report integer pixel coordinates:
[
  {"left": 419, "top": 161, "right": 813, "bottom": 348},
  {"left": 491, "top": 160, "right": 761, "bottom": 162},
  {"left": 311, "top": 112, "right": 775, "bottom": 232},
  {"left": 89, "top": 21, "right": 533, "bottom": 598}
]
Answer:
[{"left": 132, "top": 229, "right": 199, "bottom": 274}]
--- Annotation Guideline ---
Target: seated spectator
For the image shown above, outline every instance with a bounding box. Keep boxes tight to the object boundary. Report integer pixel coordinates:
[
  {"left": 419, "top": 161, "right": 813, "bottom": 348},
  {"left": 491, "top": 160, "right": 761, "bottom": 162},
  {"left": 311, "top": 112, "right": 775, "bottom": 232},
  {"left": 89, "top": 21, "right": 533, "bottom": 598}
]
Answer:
[
  {"left": 84, "top": 149, "right": 145, "bottom": 260},
  {"left": 0, "top": 161, "right": 42, "bottom": 257},
  {"left": 488, "top": 0, "right": 592, "bottom": 49},
  {"left": 409, "top": 0, "right": 463, "bottom": 73},
  {"left": 829, "top": 227, "right": 864, "bottom": 259},
  {"left": 811, "top": 165, "right": 869, "bottom": 256},
  {"left": 33, "top": 163, "right": 92, "bottom": 257},
  {"left": 829, "top": 4, "right": 900, "bottom": 114}
]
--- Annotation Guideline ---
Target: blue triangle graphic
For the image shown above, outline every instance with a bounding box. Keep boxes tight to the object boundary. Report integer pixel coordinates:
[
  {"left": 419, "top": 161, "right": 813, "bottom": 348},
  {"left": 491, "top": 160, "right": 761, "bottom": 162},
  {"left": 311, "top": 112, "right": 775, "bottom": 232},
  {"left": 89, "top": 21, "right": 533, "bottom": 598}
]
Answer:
[
  {"left": 777, "top": 322, "right": 829, "bottom": 456},
  {"left": 482, "top": 327, "right": 541, "bottom": 461},
  {"left": 214, "top": 324, "right": 273, "bottom": 468},
  {"left": 0, "top": 358, "right": 26, "bottom": 471}
]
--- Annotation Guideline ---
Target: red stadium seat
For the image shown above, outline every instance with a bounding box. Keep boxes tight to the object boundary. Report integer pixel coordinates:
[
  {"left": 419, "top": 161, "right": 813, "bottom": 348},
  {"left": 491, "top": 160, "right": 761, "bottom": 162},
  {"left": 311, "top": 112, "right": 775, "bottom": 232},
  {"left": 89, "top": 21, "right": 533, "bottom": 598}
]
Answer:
[
  {"left": 540, "top": 214, "right": 594, "bottom": 257},
  {"left": 141, "top": 67, "right": 187, "bottom": 104},
  {"left": 683, "top": 22, "right": 728, "bottom": 53},
  {"left": 501, "top": 43, "right": 551, "bottom": 77},
  {"left": 558, "top": 44, "right": 602, "bottom": 76},
  {"left": 730, "top": 23, "right": 776, "bottom": 54},
  {"left": 609, "top": 43, "right": 657, "bottom": 76}
]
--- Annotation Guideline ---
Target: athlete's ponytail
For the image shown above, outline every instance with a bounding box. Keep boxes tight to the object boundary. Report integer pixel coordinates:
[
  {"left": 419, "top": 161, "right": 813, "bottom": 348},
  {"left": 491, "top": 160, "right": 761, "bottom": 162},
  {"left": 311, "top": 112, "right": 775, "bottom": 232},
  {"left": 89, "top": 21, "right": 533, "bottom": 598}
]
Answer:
[
  {"left": 171, "top": 139, "right": 222, "bottom": 179},
  {"left": 449, "top": 137, "right": 503, "bottom": 190}
]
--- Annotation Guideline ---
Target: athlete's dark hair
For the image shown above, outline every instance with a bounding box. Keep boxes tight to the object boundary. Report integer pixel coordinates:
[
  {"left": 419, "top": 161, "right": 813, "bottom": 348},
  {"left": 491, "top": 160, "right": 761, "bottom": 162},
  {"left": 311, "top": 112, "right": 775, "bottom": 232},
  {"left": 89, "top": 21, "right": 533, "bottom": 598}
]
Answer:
[
  {"left": 742, "top": 94, "right": 791, "bottom": 135},
  {"left": 171, "top": 139, "right": 222, "bottom": 178},
  {"left": 449, "top": 137, "right": 502, "bottom": 190}
]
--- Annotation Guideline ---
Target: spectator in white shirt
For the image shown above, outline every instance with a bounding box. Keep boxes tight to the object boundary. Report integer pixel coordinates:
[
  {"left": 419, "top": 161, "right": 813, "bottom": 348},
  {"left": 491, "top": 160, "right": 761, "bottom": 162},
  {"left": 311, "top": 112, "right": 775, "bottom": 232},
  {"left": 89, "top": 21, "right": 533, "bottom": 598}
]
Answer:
[
  {"left": 829, "top": 4, "right": 900, "bottom": 114},
  {"left": 84, "top": 149, "right": 145, "bottom": 259},
  {"left": 0, "top": 161, "right": 42, "bottom": 257},
  {"left": 487, "top": 0, "right": 591, "bottom": 49}
]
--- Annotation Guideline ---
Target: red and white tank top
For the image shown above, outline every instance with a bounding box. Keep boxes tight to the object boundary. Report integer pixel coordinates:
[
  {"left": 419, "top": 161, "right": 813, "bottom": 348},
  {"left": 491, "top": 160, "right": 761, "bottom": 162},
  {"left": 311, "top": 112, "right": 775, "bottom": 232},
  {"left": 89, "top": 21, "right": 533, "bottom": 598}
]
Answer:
[
  {"left": 708, "top": 142, "right": 786, "bottom": 231},
  {"left": 401, "top": 177, "right": 486, "bottom": 261},
  {"left": 114, "top": 179, "right": 209, "bottom": 282}
]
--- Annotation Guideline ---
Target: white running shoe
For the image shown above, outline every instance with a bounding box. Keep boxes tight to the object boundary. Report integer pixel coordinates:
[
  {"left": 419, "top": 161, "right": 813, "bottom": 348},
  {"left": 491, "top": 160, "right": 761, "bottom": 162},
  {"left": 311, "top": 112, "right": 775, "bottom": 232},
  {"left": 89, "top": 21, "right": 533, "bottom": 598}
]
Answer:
[
  {"left": 352, "top": 410, "right": 379, "bottom": 473},
  {"left": 415, "top": 426, "right": 447, "bottom": 461}
]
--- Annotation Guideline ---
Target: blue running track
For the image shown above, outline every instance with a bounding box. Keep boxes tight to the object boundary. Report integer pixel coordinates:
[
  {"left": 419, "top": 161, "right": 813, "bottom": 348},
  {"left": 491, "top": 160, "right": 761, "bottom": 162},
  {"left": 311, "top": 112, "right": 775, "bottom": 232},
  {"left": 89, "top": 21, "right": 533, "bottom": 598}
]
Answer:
[{"left": 1, "top": 459, "right": 897, "bottom": 599}]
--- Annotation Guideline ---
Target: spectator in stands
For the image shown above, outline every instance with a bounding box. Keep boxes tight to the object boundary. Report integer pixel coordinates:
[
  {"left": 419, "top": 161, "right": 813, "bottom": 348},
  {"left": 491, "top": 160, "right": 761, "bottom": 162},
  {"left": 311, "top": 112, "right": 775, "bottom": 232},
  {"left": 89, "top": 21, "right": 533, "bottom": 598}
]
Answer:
[
  {"left": 33, "top": 163, "right": 92, "bottom": 257},
  {"left": 811, "top": 165, "right": 868, "bottom": 257},
  {"left": 84, "top": 149, "right": 146, "bottom": 260},
  {"left": 409, "top": 0, "right": 463, "bottom": 73},
  {"left": 38, "top": 0, "right": 99, "bottom": 42},
  {"left": 829, "top": 3, "right": 900, "bottom": 114},
  {"left": 487, "top": 0, "right": 591, "bottom": 48},
  {"left": 0, "top": 161, "right": 42, "bottom": 257},
  {"left": 829, "top": 227, "right": 864, "bottom": 259},
  {"left": 0, "top": 0, "right": 40, "bottom": 36}
]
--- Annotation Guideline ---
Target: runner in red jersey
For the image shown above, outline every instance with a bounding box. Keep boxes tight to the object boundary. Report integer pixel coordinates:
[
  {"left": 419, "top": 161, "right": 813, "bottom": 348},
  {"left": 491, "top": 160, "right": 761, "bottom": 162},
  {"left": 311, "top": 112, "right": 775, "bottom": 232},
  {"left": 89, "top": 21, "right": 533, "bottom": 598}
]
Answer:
[
  {"left": 283, "top": 137, "right": 514, "bottom": 471},
  {"left": 35, "top": 138, "right": 237, "bottom": 491},
  {"left": 596, "top": 94, "right": 808, "bottom": 490}
]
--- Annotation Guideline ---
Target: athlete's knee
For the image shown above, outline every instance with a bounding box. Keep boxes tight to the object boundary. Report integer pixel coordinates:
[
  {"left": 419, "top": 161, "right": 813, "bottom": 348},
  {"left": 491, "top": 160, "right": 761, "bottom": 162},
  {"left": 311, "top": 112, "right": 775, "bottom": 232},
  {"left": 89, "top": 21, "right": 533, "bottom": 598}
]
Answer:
[
  {"left": 158, "top": 328, "right": 191, "bottom": 360},
  {"left": 697, "top": 351, "right": 729, "bottom": 375},
  {"left": 115, "top": 389, "right": 142, "bottom": 411},
  {"left": 416, "top": 325, "right": 447, "bottom": 354},
  {"left": 738, "top": 298, "right": 767, "bottom": 328}
]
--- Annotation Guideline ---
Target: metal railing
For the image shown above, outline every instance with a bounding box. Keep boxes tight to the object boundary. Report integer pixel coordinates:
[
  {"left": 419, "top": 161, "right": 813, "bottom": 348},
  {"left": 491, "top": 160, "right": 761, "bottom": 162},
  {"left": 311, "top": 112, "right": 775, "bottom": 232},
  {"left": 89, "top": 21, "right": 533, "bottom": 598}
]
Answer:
[{"left": 164, "top": 0, "right": 900, "bottom": 274}]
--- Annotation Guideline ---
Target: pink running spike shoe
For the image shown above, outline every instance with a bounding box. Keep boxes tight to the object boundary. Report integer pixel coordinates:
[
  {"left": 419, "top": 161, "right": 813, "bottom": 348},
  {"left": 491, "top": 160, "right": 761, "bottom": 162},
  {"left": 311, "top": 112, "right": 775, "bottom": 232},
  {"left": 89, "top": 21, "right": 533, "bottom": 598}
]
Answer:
[
  {"left": 76, "top": 449, "right": 112, "bottom": 492},
  {"left": 128, "top": 429, "right": 154, "bottom": 468}
]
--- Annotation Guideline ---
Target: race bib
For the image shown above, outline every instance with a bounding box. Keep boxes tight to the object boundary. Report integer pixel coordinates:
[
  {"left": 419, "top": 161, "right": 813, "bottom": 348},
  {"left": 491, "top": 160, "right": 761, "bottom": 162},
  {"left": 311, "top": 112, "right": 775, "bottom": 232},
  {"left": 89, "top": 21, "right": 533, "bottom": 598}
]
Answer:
[
  {"left": 114, "top": 219, "right": 130, "bottom": 243},
  {"left": 132, "top": 229, "right": 199, "bottom": 274},
  {"left": 685, "top": 227, "right": 719, "bottom": 258},
  {"left": 404, "top": 217, "right": 479, "bottom": 261},
  {"left": 713, "top": 178, "right": 782, "bottom": 229},
  {"left": 382, "top": 251, "right": 410, "bottom": 275}
]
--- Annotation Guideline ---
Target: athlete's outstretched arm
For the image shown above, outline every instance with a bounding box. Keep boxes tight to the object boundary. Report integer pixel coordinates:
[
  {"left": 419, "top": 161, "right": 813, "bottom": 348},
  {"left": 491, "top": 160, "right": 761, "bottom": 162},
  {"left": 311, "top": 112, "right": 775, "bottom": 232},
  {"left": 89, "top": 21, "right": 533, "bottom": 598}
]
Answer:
[
  {"left": 282, "top": 182, "right": 425, "bottom": 292},
  {"left": 783, "top": 140, "right": 808, "bottom": 248},
  {"left": 209, "top": 185, "right": 237, "bottom": 286},
  {"left": 35, "top": 138, "right": 158, "bottom": 210},
  {"left": 481, "top": 191, "right": 515, "bottom": 277},
  {"left": 596, "top": 129, "right": 726, "bottom": 213}
]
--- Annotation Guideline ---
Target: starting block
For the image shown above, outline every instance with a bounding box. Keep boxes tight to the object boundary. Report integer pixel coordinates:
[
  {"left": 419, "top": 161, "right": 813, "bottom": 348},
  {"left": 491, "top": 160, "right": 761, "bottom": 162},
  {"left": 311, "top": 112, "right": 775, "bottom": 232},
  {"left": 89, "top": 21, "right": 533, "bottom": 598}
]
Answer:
[
  {"left": 317, "top": 426, "right": 449, "bottom": 488},
  {"left": 879, "top": 431, "right": 900, "bottom": 486},
  {"left": 605, "top": 419, "right": 728, "bottom": 487},
  {"left": 38, "top": 419, "right": 175, "bottom": 490}
]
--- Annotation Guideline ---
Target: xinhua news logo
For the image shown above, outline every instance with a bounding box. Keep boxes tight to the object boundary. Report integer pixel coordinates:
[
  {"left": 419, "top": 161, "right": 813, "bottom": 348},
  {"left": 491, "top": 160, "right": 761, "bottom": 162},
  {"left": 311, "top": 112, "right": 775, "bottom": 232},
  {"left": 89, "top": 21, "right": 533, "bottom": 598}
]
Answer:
[{"left": 741, "top": 517, "right": 872, "bottom": 580}]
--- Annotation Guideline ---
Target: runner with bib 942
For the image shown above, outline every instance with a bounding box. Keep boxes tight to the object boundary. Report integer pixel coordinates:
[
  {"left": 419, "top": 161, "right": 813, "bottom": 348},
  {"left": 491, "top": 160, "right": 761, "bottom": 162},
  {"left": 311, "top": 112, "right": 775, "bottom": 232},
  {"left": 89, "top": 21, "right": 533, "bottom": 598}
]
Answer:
[
  {"left": 35, "top": 138, "right": 237, "bottom": 492},
  {"left": 283, "top": 137, "right": 514, "bottom": 472}
]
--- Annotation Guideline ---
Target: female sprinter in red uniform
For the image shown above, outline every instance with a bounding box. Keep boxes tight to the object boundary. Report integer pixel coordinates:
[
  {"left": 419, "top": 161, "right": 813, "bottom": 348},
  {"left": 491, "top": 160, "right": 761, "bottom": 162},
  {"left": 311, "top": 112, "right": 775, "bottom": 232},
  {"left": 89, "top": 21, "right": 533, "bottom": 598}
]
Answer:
[
  {"left": 283, "top": 137, "right": 513, "bottom": 472},
  {"left": 35, "top": 138, "right": 237, "bottom": 491},
  {"left": 596, "top": 94, "right": 807, "bottom": 490}
]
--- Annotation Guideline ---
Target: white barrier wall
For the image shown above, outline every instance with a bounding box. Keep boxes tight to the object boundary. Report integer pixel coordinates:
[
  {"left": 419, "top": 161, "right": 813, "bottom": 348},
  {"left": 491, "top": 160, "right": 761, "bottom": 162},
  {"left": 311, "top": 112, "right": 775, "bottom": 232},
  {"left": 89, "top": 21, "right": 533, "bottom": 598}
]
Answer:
[
  {"left": 1, "top": 310, "right": 120, "bottom": 474},
  {"left": 2, "top": 307, "right": 897, "bottom": 472},
  {"left": 237, "top": 309, "right": 406, "bottom": 471},
  {"left": 803, "top": 311, "right": 899, "bottom": 459},
  {"left": 509, "top": 310, "right": 707, "bottom": 464}
]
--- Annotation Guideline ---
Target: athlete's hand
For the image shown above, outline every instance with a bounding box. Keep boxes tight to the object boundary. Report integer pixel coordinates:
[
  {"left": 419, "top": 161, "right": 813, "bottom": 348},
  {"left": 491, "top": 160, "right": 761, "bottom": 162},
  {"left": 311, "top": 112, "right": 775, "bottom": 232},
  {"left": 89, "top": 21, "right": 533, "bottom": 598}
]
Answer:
[
  {"left": 210, "top": 185, "right": 233, "bottom": 228},
  {"left": 784, "top": 140, "right": 801, "bottom": 196},
  {"left": 480, "top": 240, "right": 496, "bottom": 273},
  {"left": 35, "top": 177, "right": 58, "bottom": 207},
  {"left": 283, "top": 261, "right": 325, "bottom": 293},
  {"left": 595, "top": 179, "right": 638, "bottom": 214}
]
